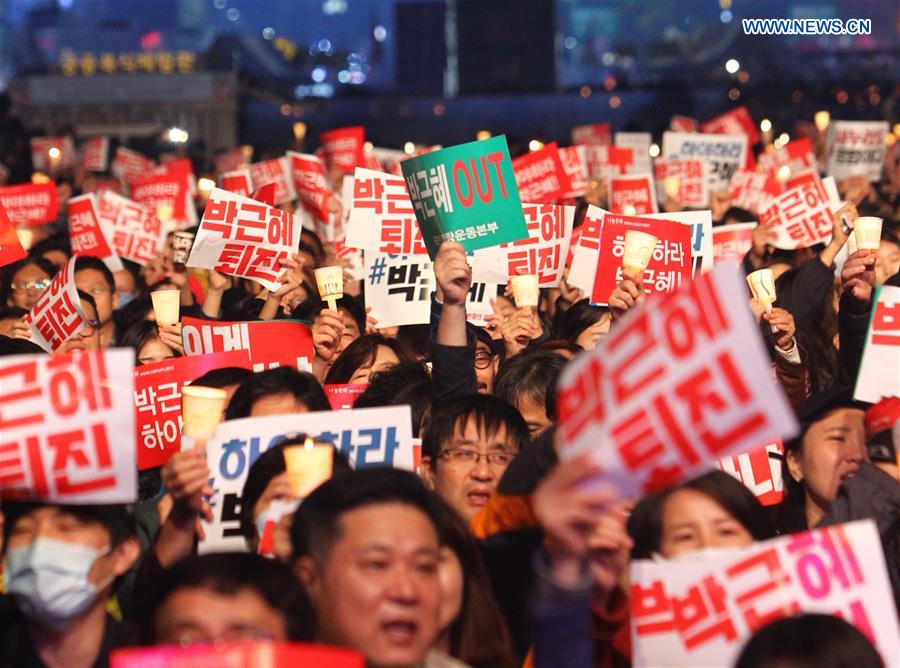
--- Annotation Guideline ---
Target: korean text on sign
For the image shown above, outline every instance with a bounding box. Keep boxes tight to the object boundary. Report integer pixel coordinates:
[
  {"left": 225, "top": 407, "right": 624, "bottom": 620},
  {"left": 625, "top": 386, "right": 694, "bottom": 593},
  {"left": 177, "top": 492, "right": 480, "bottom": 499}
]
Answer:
[
  {"left": 608, "top": 174, "right": 659, "bottom": 215},
  {"left": 511, "top": 142, "right": 573, "bottom": 204},
  {"left": 248, "top": 157, "right": 296, "bottom": 205},
  {"left": 501, "top": 203, "right": 574, "bottom": 286},
  {"left": 712, "top": 223, "right": 756, "bottom": 266},
  {"left": 0, "top": 349, "right": 137, "bottom": 503},
  {"left": 66, "top": 193, "right": 123, "bottom": 273},
  {"left": 24, "top": 258, "right": 88, "bottom": 352},
  {"left": 400, "top": 135, "right": 529, "bottom": 258},
  {"left": 288, "top": 151, "right": 331, "bottom": 223},
  {"left": 364, "top": 252, "right": 435, "bottom": 328},
  {"left": 0, "top": 183, "right": 59, "bottom": 227},
  {"left": 653, "top": 159, "right": 709, "bottom": 209},
  {"left": 662, "top": 132, "right": 748, "bottom": 192},
  {"left": 854, "top": 285, "right": 900, "bottom": 403},
  {"left": 729, "top": 169, "right": 781, "bottom": 215},
  {"left": 826, "top": 121, "right": 889, "bottom": 182},
  {"left": 761, "top": 175, "right": 837, "bottom": 250},
  {"left": 346, "top": 168, "right": 428, "bottom": 256},
  {"left": 187, "top": 187, "right": 300, "bottom": 292},
  {"left": 98, "top": 191, "right": 166, "bottom": 266},
  {"left": 643, "top": 210, "right": 714, "bottom": 276},
  {"left": 559, "top": 263, "right": 798, "bottom": 498},
  {"left": 630, "top": 520, "right": 899, "bottom": 668}
]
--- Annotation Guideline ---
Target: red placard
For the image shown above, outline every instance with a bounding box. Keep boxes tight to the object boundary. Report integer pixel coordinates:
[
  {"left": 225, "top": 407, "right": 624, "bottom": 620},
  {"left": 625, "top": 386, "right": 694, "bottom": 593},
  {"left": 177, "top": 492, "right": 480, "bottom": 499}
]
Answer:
[
  {"left": 511, "top": 142, "right": 573, "bottom": 204},
  {"left": 249, "top": 157, "right": 296, "bottom": 205},
  {"left": 729, "top": 170, "right": 781, "bottom": 215},
  {"left": 0, "top": 349, "right": 137, "bottom": 503},
  {"left": 716, "top": 440, "right": 785, "bottom": 506},
  {"left": 111, "top": 641, "right": 365, "bottom": 668},
  {"left": 31, "top": 136, "right": 76, "bottom": 172},
  {"left": 23, "top": 258, "right": 89, "bottom": 352},
  {"left": 608, "top": 174, "right": 659, "bottom": 215},
  {"left": 131, "top": 172, "right": 195, "bottom": 229},
  {"left": 761, "top": 175, "right": 835, "bottom": 249},
  {"left": 571, "top": 122, "right": 612, "bottom": 146},
  {"left": 81, "top": 137, "right": 110, "bottom": 172},
  {"left": 670, "top": 115, "right": 698, "bottom": 132},
  {"left": 215, "top": 146, "right": 251, "bottom": 176},
  {"left": 0, "top": 183, "right": 58, "bottom": 227},
  {"left": 249, "top": 182, "right": 277, "bottom": 207},
  {"left": 67, "top": 194, "right": 122, "bottom": 272},
  {"left": 324, "top": 383, "right": 368, "bottom": 410},
  {"left": 111, "top": 147, "right": 155, "bottom": 184},
  {"left": 712, "top": 223, "right": 756, "bottom": 266},
  {"left": 558, "top": 145, "right": 589, "bottom": 198},
  {"left": 653, "top": 159, "right": 709, "bottom": 209},
  {"left": 590, "top": 214, "right": 692, "bottom": 305},
  {"left": 220, "top": 169, "right": 253, "bottom": 197},
  {"left": 320, "top": 126, "right": 366, "bottom": 173},
  {"left": 0, "top": 201, "right": 27, "bottom": 268},
  {"left": 701, "top": 106, "right": 761, "bottom": 147},
  {"left": 757, "top": 138, "right": 817, "bottom": 177},
  {"left": 288, "top": 151, "right": 331, "bottom": 223},
  {"left": 133, "top": 350, "right": 252, "bottom": 469},
  {"left": 181, "top": 317, "right": 315, "bottom": 374}
]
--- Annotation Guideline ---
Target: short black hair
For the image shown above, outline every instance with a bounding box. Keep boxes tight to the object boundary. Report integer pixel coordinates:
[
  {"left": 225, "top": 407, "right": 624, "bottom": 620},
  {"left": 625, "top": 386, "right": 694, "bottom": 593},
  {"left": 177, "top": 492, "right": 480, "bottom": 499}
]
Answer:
[
  {"left": 140, "top": 552, "right": 315, "bottom": 644},
  {"left": 28, "top": 231, "right": 72, "bottom": 263},
  {"left": 324, "top": 333, "right": 417, "bottom": 385},
  {"left": 239, "top": 434, "right": 351, "bottom": 549},
  {"left": 290, "top": 467, "right": 442, "bottom": 563},
  {"left": 421, "top": 394, "right": 529, "bottom": 468},
  {"left": 74, "top": 255, "right": 115, "bottom": 292},
  {"left": 2, "top": 502, "right": 135, "bottom": 553},
  {"left": 1, "top": 256, "right": 58, "bottom": 304},
  {"left": 627, "top": 470, "right": 774, "bottom": 559},
  {"left": 190, "top": 366, "right": 254, "bottom": 389},
  {"left": 225, "top": 366, "right": 330, "bottom": 419},
  {"left": 554, "top": 299, "right": 609, "bottom": 343},
  {"left": 354, "top": 363, "right": 433, "bottom": 437},
  {"left": 735, "top": 614, "right": 883, "bottom": 668},
  {"left": 76, "top": 289, "right": 98, "bottom": 318},
  {"left": 119, "top": 320, "right": 181, "bottom": 362},
  {"left": 493, "top": 350, "right": 568, "bottom": 412},
  {"left": 0, "top": 335, "right": 46, "bottom": 357}
]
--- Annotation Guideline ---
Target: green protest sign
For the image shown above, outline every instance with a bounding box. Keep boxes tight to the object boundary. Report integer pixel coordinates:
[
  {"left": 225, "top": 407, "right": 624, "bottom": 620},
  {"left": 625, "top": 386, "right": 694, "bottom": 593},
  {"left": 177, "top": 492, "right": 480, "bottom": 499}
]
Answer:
[{"left": 400, "top": 135, "right": 529, "bottom": 258}]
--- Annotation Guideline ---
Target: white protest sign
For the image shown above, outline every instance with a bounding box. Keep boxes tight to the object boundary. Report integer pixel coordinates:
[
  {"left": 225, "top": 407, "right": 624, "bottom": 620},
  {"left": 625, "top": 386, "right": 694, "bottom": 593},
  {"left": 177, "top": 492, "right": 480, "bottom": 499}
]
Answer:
[
  {"left": 500, "top": 203, "right": 574, "bottom": 287},
  {"left": 662, "top": 132, "right": 748, "bottom": 192},
  {"left": 187, "top": 188, "right": 300, "bottom": 292},
  {"left": 248, "top": 157, "right": 296, "bottom": 205},
  {"left": 854, "top": 285, "right": 900, "bottom": 402},
  {"left": 24, "top": 258, "right": 89, "bottom": 352},
  {"left": 644, "top": 210, "right": 714, "bottom": 275},
  {"left": 556, "top": 262, "right": 798, "bottom": 499},
  {"left": 0, "top": 349, "right": 137, "bottom": 503},
  {"left": 566, "top": 205, "right": 606, "bottom": 294},
  {"left": 631, "top": 520, "right": 900, "bottom": 668},
  {"left": 364, "top": 252, "right": 435, "bottom": 328},
  {"left": 826, "top": 120, "right": 889, "bottom": 182},
  {"left": 67, "top": 193, "right": 123, "bottom": 273},
  {"left": 97, "top": 192, "right": 166, "bottom": 266},
  {"left": 762, "top": 175, "right": 841, "bottom": 250},
  {"left": 614, "top": 132, "right": 652, "bottom": 174},
  {"left": 200, "top": 406, "right": 414, "bottom": 553}
]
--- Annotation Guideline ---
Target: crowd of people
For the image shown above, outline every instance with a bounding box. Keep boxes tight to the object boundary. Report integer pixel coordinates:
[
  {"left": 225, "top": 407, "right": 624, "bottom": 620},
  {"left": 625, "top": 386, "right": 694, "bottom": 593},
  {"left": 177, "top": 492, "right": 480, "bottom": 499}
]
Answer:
[{"left": 0, "top": 99, "right": 899, "bottom": 668}]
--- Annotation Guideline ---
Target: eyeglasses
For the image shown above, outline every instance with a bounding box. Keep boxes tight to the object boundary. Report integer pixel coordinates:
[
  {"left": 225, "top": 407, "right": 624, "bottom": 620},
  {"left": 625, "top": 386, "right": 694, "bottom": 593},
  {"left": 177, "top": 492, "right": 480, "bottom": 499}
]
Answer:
[
  {"left": 474, "top": 350, "right": 495, "bottom": 370},
  {"left": 83, "top": 286, "right": 112, "bottom": 296},
  {"left": 12, "top": 279, "right": 51, "bottom": 292},
  {"left": 81, "top": 319, "right": 101, "bottom": 333},
  {"left": 439, "top": 448, "right": 513, "bottom": 467}
]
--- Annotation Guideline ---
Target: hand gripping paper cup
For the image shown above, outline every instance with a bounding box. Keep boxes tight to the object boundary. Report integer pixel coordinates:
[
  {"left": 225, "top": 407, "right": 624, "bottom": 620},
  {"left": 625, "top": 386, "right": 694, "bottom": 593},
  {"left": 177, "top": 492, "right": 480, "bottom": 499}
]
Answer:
[
  {"left": 150, "top": 289, "right": 181, "bottom": 326},
  {"left": 622, "top": 230, "right": 658, "bottom": 275},
  {"left": 853, "top": 217, "right": 883, "bottom": 251},
  {"left": 747, "top": 268, "right": 778, "bottom": 333},
  {"left": 509, "top": 274, "right": 540, "bottom": 308},
  {"left": 284, "top": 438, "right": 334, "bottom": 498},
  {"left": 181, "top": 386, "right": 228, "bottom": 440},
  {"left": 314, "top": 266, "right": 344, "bottom": 310}
]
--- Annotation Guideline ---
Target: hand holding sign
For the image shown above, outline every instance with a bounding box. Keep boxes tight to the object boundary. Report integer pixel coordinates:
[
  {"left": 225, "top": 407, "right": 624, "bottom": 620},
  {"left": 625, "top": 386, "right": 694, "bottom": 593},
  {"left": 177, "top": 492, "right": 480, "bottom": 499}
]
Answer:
[{"left": 434, "top": 242, "right": 472, "bottom": 307}]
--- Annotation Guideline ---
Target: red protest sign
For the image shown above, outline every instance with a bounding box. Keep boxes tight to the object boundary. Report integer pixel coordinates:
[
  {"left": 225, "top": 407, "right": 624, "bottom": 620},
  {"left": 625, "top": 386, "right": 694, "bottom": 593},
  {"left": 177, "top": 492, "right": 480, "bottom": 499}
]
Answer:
[
  {"left": 111, "top": 641, "right": 365, "bottom": 668},
  {"left": 324, "top": 384, "right": 368, "bottom": 410},
  {"left": 133, "top": 350, "right": 252, "bottom": 469},
  {"left": 0, "top": 349, "right": 137, "bottom": 503},
  {"left": 288, "top": 151, "right": 331, "bottom": 224},
  {"left": 220, "top": 169, "right": 253, "bottom": 197},
  {"left": 0, "top": 201, "right": 26, "bottom": 268},
  {"left": 653, "top": 159, "right": 709, "bottom": 209},
  {"left": 716, "top": 440, "right": 785, "bottom": 506},
  {"left": 590, "top": 214, "right": 692, "bottom": 305},
  {"left": 761, "top": 175, "right": 836, "bottom": 249},
  {"left": 0, "top": 183, "right": 58, "bottom": 227},
  {"left": 729, "top": 169, "right": 782, "bottom": 215},
  {"left": 345, "top": 168, "right": 427, "bottom": 256},
  {"left": 250, "top": 182, "right": 277, "bottom": 207},
  {"left": 111, "top": 147, "right": 155, "bottom": 184},
  {"left": 320, "top": 126, "right": 366, "bottom": 174},
  {"left": 181, "top": 316, "right": 314, "bottom": 373},
  {"left": 81, "top": 137, "right": 110, "bottom": 172},
  {"left": 31, "top": 136, "right": 76, "bottom": 172},
  {"left": 511, "top": 142, "right": 573, "bottom": 204},
  {"left": 98, "top": 192, "right": 166, "bottom": 266},
  {"left": 712, "top": 223, "right": 756, "bottom": 266},
  {"left": 187, "top": 188, "right": 300, "bottom": 292},
  {"left": 670, "top": 115, "right": 698, "bottom": 132},
  {"left": 571, "top": 122, "right": 611, "bottom": 146},
  {"left": 560, "top": 263, "right": 798, "bottom": 498},
  {"left": 67, "top": 194, "right": 122, "bottom": 273},
  {"left": 608, "top": 174, "right": 659, "bottom": 215},
  {"left": 23, "top": 258, "right": 89, "bottom": 352},
  {"left": 249, "top": 157, "right": 296, "bottom": 205},
  {"left": 701, "top": 106, "right": 761, "bottom": 146},
  {"left": 757, "top": 137, "right": 817, "bottom": 178},
  {"left": 215, "top": 146, "right": 251, "bottom": 176},
  {"left": 502, "top": 203, "right": 574, "bottom": 286},
  {"left": 557, "top": 145, "right": 589, "bottom": 198},
  {"left": 131, "top": 172, "right": 195, "bottom": 230}
]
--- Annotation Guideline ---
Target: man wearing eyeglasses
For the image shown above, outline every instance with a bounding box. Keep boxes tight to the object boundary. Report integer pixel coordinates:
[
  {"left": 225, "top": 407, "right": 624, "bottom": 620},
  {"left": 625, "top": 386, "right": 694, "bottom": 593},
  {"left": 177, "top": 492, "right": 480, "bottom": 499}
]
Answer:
[
  {"left": 56, "top": 290, "right": 103, "bottom": 354},
  {"left": 420, "top": 394, "right": 529, "bottom": 522},
  {"left": 74, "top": 256, "right": 119, "bottom": 348}
]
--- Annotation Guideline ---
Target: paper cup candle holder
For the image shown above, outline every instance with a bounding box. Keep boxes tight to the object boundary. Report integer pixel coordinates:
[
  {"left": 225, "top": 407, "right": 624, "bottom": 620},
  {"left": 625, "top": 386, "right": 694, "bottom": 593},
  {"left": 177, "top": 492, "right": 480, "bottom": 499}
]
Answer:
[
  {"left": 622, "top": 230, "right": 659, "bottom": 275},
  {"left": 181, "top": 385, "right": 228, "bottom": 440},
  {"left": 853, "top": 217, "right": 882, "bottom": 251},
  {"left": 509, "top": 274, "right": 540, "bottom": 308},
  {"left": 172, "top": 231, "right": 195, "bottom": 270},
  {"left": 284, "top": 437, "right": 334, "bottom": 498},
  {"left": 150, "top": 289, "right": 181, "bottom": 326},
  {"left": 746, "top": 268, "right": 778, "bottom": 333},
  {"left": 315, "top": 266, "right": 344, "bottom": 311}
]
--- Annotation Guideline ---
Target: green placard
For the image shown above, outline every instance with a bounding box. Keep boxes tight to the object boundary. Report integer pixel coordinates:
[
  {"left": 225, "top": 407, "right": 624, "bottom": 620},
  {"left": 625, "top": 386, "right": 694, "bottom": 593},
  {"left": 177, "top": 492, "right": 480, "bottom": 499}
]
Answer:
[{"left": 400, "top": 135, "right": 529, "bottom": 258}]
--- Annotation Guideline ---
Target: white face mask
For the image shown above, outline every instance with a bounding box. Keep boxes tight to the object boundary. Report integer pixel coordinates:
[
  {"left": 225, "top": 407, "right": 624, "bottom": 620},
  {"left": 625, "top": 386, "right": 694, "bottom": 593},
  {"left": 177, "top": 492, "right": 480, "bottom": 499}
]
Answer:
[{"left": 4, "top": 537, "right": 111, "bottom": 630}]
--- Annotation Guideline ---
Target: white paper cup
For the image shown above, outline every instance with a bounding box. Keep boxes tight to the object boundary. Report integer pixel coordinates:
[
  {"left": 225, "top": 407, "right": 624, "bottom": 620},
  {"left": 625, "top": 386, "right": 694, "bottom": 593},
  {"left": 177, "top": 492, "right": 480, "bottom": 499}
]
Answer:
[
  {"left": 622, "top": 230, "right": 658, "bottom": 275},
  {"left": 181, "top": 386, "right": 227, "bottom": 439},
  {"left": 150, "top": 289, "right": 181, "bottom": 326},
  {"left": 509, "top": 274, "right": 540, "bottom": 308},
  {"left": 853, "top": 217, "right": 883, "bottom": 251},
  {"left": 746, "top": 269, "right": 777, "bottom": 305},
  {"left": 663, "top": 176, "right": 680, "bottom": 200},
  {"left": 172, "top": 231, "right": 195, "bottom": 268},
  {"left": 284, "top": 440, "right": 333, "bottom": 498},
  {"left": 314, "top": 266, "right": 344, "bottom": 309},
  {"left": 847, "top": 232, "right": 858, "bottom": 256}
]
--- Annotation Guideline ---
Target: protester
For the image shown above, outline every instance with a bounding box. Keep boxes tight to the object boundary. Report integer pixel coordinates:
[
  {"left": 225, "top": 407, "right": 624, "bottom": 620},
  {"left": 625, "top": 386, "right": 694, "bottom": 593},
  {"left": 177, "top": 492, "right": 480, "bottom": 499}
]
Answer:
[
  {"left": 119, "top": 320, "right": 184, "bottom": 365},
  {"left": 73, "top": 256, "right": 119, "bottom": 347},
  {"left": 225, "top": 366, "right": 330, "bottom": 419},
  {"left": 323, "top": 332, "right": 415, "bottom": 385},
  {"left": 1, "top": 256, "right": 56, "bottom": 309}
]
